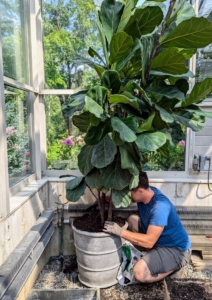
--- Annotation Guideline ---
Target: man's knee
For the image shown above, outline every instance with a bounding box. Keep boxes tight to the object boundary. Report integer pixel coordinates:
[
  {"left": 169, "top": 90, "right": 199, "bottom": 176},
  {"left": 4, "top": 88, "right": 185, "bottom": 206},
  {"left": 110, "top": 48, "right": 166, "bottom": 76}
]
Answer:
[
  {"left": 127, "top": 214, "right": 140, "bottom": 232},
  {"left": 133, "top": 259, "right": 151, "bottom": 283}
]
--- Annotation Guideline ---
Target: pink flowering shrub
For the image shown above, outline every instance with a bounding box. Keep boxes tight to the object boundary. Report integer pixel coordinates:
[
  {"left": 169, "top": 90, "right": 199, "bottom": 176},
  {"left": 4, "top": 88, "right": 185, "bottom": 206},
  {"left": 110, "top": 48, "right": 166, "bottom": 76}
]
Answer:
[
  {"left": 178, "top": 140, "right": 186, "bottom": 147},
  {"left": 64, "top": 138, "right": 73, "bottom": 147}
]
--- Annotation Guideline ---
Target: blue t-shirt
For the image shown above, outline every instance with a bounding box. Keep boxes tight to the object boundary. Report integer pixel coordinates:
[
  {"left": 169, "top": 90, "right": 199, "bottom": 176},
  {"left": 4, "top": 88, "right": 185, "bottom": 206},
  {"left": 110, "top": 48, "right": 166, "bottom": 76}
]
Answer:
[{"left": 137, "top": 186, "right": 191, "bottom": 251}]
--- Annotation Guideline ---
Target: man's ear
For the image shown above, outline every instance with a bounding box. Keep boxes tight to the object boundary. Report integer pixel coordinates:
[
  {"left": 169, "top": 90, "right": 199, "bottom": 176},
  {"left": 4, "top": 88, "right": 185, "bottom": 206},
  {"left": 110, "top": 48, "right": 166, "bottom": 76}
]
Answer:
[{"left": 137, "top": 187, "right": 144, "bottom": 194}]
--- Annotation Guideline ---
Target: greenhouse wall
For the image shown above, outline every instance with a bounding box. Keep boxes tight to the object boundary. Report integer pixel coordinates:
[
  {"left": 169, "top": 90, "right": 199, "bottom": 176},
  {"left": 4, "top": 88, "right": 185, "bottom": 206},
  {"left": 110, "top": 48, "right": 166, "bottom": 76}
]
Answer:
[{"left": 0, "top": 179, "right": 48, "bottom": 265}]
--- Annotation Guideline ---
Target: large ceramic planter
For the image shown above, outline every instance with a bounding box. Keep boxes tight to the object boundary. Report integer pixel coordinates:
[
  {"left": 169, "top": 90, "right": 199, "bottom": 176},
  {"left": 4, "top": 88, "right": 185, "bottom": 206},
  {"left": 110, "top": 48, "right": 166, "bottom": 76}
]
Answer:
[{"left": 72, "top": 222, "right": 127, "bottom": 288}]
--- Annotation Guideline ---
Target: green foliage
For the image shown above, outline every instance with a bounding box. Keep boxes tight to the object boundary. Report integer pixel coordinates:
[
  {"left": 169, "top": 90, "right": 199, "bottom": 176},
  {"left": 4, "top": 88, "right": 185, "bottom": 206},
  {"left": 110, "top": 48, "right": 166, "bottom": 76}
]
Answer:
[
  {"left": 143, "top": 141, "right": 186, "bottom": 171},
  {"left": 65, "top": 0, "right": 212, "bottom": 214},
  {"left": 42, "top": 0, "right": 101, "bottom": 90},
  {"left": 45, "top": 94, "right": 86, "bottom": 171},
  {"left": 5, "top": 90, "right": 31, "bottom": 182},
  {"left": 47, "top": 133, "right": 85, "bottom": 170}
]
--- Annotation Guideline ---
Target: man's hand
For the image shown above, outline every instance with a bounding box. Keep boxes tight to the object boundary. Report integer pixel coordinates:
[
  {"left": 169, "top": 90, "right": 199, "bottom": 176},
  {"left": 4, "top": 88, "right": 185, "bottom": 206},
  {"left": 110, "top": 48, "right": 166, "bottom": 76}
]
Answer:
[{"left": 103, "top": 221, "right": 124, "bottom": 236}]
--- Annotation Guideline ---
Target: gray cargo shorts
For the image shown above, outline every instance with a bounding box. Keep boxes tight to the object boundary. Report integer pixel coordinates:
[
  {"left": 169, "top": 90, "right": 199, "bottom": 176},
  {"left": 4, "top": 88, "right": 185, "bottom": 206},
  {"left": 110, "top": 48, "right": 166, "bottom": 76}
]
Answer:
[{"left": 142, "top": 246, "right": 191, "bottom": 276}]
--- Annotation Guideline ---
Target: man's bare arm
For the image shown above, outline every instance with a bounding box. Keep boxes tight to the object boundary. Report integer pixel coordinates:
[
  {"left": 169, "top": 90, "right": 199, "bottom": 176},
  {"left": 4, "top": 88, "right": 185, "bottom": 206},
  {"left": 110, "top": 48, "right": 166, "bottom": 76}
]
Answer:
[{"left": 121, "top": 225, "right": 164, "bottom": 249}]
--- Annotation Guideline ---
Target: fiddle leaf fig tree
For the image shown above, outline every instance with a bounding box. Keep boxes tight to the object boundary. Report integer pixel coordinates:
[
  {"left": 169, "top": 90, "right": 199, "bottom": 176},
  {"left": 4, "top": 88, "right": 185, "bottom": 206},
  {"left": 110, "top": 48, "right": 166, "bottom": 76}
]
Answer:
[{"left": 64, "top": 0, "right": 212, "bottom": 225}]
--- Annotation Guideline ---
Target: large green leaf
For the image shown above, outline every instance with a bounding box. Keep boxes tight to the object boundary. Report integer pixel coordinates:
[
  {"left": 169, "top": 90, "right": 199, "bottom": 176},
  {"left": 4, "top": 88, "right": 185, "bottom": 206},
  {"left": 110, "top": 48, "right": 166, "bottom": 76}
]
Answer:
[
  {"left": 136, "top": 132, "right": 166, "bottom": 151},
  {"left": 101, "top": 157, "right": 132, "bottom": 190},
  {"left": 111, "top": 117, "right": 137, "bottom": 142},
  {"left": 184, "top": 105, "right": 212, "bottom": 119},
  {"left": 119, "top": 144, "right": 139, "bottom": 175},
  {"left": 84, "top": 95, "right": 104, "bottom": 120},
  {"left": 141, "top": 1, "right": 166, "bottom": 9},
  {"left": 175, "top": 2, "right": 196, "bottom": 25},
  {"left": 100, "top": 0, "right": 124, "bottom": 43},
  {"left": 120, "top": 104, "right": 144, "bottom": 120},
  {"left": 175, "top": 79, "right": 189, "bottom": 95},
  {"left": 84, "top": 119, "right": 111, "bottom": 145},
  {"left": 168, "top": 0, "right": 195, "bottom": 25},
  {"left": 150, "top": 69, "right": 194, "bottom": 78},
  {"left": 172, "top": 111, "right": 205, "bottom": 131},
  {"left": 86, "top": 86, "right": 108, "bottom": 112},
  {"left": 91, "top": 135, "right": 117, "bottom": 168},
  {"left": 66, "top": 179, "right": 87, "bottom": 202},
  {"left": 66, "top": 176, "right": 84, "bottom": 190},
  {"left": 176, "top": 48, "right": 197, "bottom": 59},
  {"left": 125, "top": 6, "right": 163, "bottom": 37},
  {"left": 90, "top": 114, "right": 101, "bottom": 126},
  {"left": 101, "top": 70, "right": 121, "bottom": 94},
  {"left": 116, "top": 38, "right": 141, "bottom": 71},
  {"left": 77, "top": 145, "right": 94, "bottom": 175},
  {"left": 96, "top": 18, "right": 109, "bottom": 65},
  {"left": 139, "top": 37, "right": 149, "bottom": 86},
  {"left": 62, "top": 91, "right": 86, "bottom": 117},
  {"left": 85, "top": 169, "right": 103, "bottom": 189},
  {"left": 125, "top": 142, "right": 143, "bottom": 170},
  {"left": 129, "top": 175, "right": 139, "bottom": 190},
  {"left": 155, "top": 104, "right": 174, "bottom": 123},
  {"left": 133, "top": 82, "right": 152, "bottom": 105},
  {"left": 183, "top": 78, "right": 212, "bottom": 107},
  {"left": 109, "top": 94, "right": 139, "bottom": 108},
  {"left": 137, "top": 112, "right": 155, "bottom": 133},
  {"left": 112, "top": 131, "right": 125, "bottom": 145},
  {"left": 110, "top": 32, "right": 134, "bottom": 64},
  {"left": 160, "top": 17, "right": 212, "bottom": 48},
  {"left": 117, "top": 0, "right": 138, "bottom": 32},
  {"left": 146, "top": 86, "right": 185, "bottom": 101},
  {"left": 94, "top": 63, "right": 105, "bottom": 78},
  {"left": 151, "top": 49, "right": 188, "bottom": 75},
  {"left": 122, "top": 117, "right": 138, "bottom": 132},
  {"left": 72, "top": 112, "right": 90, "bottom": 132},
  {"left": 112, "top": 188, "right": 132, "bottom": 208},
  {"left": 170, "top": 0, "right": 186, "bottom": 20},
  {"left": 138, "top": 33, "right": 158, "bottom": 86}
]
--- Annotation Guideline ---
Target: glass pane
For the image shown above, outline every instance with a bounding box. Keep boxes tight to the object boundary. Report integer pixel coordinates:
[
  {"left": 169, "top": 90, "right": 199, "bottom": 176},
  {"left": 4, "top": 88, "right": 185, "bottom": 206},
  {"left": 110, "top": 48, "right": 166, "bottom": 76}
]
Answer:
[
  {"left": 42, "top": 0, "right": 101, "bottom": 89},
  {"left": 45, "top": 95, "right": 84, "bottom": 170},
  {"left": 5, "top": 86, "right": 32, "bottom": 187},
  {"left": 196, "top": 0, "right": 212, "bottom": 94},
  {"left": 143, "top": 126, "right": 186, "bottom": 171},
  {"left": 142, "top": 141, "right": 186, "bottom": 171},
  {"left": 0, "top": 0, "right": 30, "bottom": 84}
]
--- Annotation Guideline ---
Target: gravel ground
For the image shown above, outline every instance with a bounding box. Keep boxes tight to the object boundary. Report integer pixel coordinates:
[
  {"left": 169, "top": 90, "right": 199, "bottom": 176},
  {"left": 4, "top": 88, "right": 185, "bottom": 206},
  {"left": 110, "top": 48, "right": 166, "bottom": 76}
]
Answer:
[
  {"left": 183, "top": 263, "right": 212, "bottom": 280},
  {"left": 31, "top": 255, "right": 212, "bottom": 299}
]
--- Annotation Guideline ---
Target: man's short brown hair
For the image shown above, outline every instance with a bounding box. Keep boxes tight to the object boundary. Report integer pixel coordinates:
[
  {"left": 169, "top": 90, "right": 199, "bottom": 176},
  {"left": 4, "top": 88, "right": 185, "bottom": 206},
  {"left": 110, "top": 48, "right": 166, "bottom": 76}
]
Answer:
[{"left": 130, "top": 171, "right": 149, "bottom": 191}]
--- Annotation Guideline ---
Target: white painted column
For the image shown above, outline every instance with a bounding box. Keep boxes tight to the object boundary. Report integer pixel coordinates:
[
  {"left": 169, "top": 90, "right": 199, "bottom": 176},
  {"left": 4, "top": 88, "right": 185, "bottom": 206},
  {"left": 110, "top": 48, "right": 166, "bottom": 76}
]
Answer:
[{"left": 29, "top": 0, "right": 45, "bottom": 180}]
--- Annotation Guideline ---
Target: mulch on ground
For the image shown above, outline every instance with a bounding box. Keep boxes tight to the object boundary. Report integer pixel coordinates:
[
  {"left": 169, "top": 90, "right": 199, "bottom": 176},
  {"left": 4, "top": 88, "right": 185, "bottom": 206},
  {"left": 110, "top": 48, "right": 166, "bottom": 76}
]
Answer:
[{"left": 165, "top": 277, "right": 212, "bottom": 300}]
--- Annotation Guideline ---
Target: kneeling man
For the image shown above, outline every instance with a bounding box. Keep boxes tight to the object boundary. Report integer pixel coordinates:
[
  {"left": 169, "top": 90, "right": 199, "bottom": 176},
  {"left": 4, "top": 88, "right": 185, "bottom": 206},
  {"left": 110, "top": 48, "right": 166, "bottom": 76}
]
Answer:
[{"left": 103, "top": 172, "right": 191, "bottom": 283}]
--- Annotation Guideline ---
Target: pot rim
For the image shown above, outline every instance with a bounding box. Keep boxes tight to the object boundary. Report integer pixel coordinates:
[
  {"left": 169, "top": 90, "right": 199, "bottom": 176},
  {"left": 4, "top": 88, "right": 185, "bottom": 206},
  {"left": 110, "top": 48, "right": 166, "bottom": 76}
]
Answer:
[{"left": 71, "top": 220, "right": 128, "bottom": 237}]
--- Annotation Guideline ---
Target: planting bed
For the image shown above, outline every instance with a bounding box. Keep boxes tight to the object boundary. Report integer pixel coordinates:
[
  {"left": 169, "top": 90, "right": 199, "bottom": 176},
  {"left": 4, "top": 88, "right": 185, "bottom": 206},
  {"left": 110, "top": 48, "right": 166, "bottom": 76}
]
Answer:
[{"left": 32, "top": 255, "right": 212, "bottom": 300}]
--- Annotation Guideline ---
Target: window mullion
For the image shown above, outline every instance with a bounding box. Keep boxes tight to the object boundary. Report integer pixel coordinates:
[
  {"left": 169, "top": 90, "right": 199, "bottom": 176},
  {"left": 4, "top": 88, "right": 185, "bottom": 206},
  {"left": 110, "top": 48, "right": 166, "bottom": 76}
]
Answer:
[{"left": 0, "top": 28, "right": 10, "bottom": 217}]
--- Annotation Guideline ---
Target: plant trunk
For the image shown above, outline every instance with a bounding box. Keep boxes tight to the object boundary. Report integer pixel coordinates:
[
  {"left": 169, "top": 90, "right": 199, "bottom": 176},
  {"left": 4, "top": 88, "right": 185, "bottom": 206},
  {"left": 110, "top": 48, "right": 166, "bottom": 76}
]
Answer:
[
  {"left": 107, "top": 191, "right": 113, "bottom": 221},
  {"left": 97, "top": 191, "right": 105, "bottom": 226},
  {"left": 101, "top": 192, "right": 106, "bottom": 221}
]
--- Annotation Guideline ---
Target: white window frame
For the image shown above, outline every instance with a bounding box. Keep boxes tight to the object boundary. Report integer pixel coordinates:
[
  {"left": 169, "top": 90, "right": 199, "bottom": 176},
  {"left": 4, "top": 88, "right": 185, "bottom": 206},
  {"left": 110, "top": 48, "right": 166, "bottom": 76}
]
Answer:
[{"left": 0, "top": 0, "right": 43, "bottom": 205}]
